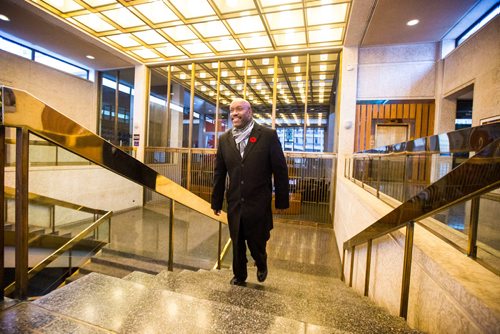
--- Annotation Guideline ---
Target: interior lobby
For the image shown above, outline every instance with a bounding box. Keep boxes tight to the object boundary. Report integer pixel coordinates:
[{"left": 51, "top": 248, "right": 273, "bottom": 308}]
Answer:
[{"left": 0, "top": 0, "right": 499, "bottom": 333}]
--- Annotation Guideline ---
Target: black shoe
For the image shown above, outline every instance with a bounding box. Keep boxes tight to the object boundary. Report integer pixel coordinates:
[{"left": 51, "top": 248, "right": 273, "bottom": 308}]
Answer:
[
  {"left": 230, "top": 277, "right": 246, "bottom": 286},
  {"left": 257, "top": 268, "right": 268, "bottom": 282}
]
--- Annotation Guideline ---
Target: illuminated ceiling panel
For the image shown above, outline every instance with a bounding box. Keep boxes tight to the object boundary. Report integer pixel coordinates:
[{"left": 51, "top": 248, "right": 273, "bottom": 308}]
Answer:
[{"left": 26, "top": 0, "right": 351, "bottom": 63}]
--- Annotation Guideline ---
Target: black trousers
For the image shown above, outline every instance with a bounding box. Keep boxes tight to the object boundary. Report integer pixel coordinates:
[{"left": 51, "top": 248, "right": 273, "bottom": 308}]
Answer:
[{"left": 232, "top": 219, "right": 268, "bottom": 281}]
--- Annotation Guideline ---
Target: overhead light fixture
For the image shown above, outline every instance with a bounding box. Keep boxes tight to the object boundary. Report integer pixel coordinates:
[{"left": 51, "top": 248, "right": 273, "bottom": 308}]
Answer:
[
  {"left": 86, "top": 55, "right": 95, "bottom": 59},
  {"left": 262, "top": 58, "right": 269, "bottom": 65},
  {"left": 320, "top": 74, "right": 326, "bottom": 80},
  {"left": 294, "top": 66, "right": 301, "bottom": 73},
  {"left": 407, "top": 19, "right": 419, "bottom": 26},
  {"left": 291, "top": 56, "right": 299, "bottom": 63},
  {"left": 0, "top": 14, "right": 10, "bottom": 22},
  {"left": 236, "top": 60, "right": 244, "bottom": 67},
  {"left": 180, "top": 73, "right": 186, "bottom": 79},
  {"left": 320, "top": 54, "right": 328, "bottom": 61}
]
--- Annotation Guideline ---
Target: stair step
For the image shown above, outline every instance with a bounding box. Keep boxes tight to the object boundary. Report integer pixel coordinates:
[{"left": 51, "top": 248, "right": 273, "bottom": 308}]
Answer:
[
  {"left": 91, "top": 253, "right": 169, "bottom": 275},
  {"left": 78, "top": 261, "right": 131, "bottom": 278},
  {"left": 0, "top": 302, "right": 113, "bottom": 333},
  {"left": 34, "top": 272, "right": 335, "bottom": 333}
]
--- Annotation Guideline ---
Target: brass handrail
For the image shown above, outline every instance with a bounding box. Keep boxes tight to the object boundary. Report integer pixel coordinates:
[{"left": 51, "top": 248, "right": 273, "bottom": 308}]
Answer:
[
  {"left": 343, "top": 134, "right": 500, "bottom": 319},
  {"left": 0, "top": 86, "right": 227, "bottom": 225},
  {"left": 3, "top": 211, "right": 112, "bottom": 296},
  {"left": 344, "top": 138, "right": 500, "bottom": 249},
  {"left": 356, "top": 123, "right": 500, "bottom": 155}
]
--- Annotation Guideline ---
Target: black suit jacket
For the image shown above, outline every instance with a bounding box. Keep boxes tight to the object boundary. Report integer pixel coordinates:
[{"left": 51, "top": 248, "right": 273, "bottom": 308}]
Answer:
[{"left": 211, "top": 123, "right": 289, "bottom": 241}]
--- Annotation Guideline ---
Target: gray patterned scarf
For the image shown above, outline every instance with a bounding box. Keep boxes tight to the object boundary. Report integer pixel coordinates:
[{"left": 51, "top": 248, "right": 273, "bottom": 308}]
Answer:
[{"left": 232, "top": 120, "right": 255, "bottom": 157}]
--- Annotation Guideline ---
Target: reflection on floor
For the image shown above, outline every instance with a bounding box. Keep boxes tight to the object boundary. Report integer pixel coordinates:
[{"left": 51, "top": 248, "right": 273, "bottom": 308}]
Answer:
[{"left": 0, "top": 204, "right": 421, "bottom": 333}]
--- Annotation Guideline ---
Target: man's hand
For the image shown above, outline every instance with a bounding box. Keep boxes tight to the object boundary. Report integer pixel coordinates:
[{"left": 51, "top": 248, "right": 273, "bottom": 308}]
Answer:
[{"left": 213, "top": 210, "right": 221, "bottom": 216}]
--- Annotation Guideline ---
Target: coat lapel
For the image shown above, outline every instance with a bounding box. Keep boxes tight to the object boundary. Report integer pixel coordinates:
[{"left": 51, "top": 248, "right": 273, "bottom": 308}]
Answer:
[{"left": 242, "top": 124, "right": 262, "bottom": 161}]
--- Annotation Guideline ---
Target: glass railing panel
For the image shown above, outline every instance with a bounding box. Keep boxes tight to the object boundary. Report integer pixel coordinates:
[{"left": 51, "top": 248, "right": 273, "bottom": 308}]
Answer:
[
  {"left": 173, "top": 201, "right": 230, "bottom": 270},
  {"left": 144, "top": 147, "right": 189, "bottom": 203},
  {"left": 378, "top": 155, "right": 406, "bottom": 201},
  {"left": 276, "top": 153, "right": 335, "bottom": 225},
  {"left": 476, "top": 188, "right": 500, "bottom": 273},
  {"left": 189, "top": 149, "right": 216, "bottom": 202}
]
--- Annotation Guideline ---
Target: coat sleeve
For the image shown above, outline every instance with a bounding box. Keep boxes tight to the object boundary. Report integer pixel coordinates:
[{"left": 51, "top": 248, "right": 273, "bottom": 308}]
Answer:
[
  {"left": 211, "top": 138, "right": 227, "bottom": 211},
  {"left": 270, "top": 130, "right": 289, "bottom": 209}
]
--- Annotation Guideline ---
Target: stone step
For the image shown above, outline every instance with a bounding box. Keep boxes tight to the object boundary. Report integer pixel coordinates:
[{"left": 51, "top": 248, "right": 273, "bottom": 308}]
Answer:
[
  {"left": 128, "top": 268, "right": 418, "bottom": 333},
  {"left": 33, "top": 272, "right": 335, "bottom": 333},
  {"left": 0, "top": 302, "right": 112, "bottom": 333},
  {"left": 78, "top": 261, "right": 131, "bottom": 278},
  {"left": 102, "top": 246, "right": 212, "bottom": 271},
  {"left": 91, "top": 252, "right": 169, "bottom": 275}
]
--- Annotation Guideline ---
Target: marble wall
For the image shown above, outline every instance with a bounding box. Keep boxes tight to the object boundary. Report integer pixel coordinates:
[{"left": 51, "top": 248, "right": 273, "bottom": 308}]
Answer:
[
  {"left": 335, "top": 177, "right": 500, "bottom": 333},
  {"left": 0, "top": 50, "right": 98, "bottom": 131},
  {"left": 441, "top": 15, "right": 500, "bottom": 125},
  {"left": 357, "top": 43, "right": 438, "bottom": 100}
]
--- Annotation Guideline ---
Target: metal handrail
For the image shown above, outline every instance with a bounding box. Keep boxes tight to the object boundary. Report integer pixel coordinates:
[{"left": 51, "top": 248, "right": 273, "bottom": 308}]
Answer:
[
  {"left": 4, "top": 211, "right": 112, "bottom": 296},
  {"left": 0, "top": 86, "right": 226, "bottom": 224},
  {"left": 0, "top": 85, "right": 229, "bottom": 299},
  {"left": 356, "top": 123, "right": 499, "bottom": 155},
  {"left": 342, "top": 127, "right": 500, "bottom": 319}
]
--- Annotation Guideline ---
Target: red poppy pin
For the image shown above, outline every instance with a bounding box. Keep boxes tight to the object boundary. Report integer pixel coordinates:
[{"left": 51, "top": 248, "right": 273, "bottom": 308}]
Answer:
[{"left": 249, "top": 137, "right": 257, "bottom": 143}]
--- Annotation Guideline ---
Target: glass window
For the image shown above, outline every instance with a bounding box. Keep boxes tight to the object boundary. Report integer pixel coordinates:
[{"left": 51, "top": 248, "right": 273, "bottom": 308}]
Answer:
[
  {"left": 34, "top": 52, "right": 88, "bottom": 79},
  {"left": 0, "top": 36, "right": 31, "bottom": 59},
  {"left": 457, "top": 4, "right": 499, "bottom": 46},
  {"left": 99, "top": 69, "right": 134, "bottom": 146}
]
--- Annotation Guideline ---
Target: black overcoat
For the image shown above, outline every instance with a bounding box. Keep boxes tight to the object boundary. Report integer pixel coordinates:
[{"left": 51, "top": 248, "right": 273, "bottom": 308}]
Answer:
[{"left": 211, "top": 123, "right": 289, "bottom": 242}]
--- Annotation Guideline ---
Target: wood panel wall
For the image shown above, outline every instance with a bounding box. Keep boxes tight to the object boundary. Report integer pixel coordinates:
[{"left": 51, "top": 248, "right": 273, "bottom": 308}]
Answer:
[
  {"left": 354, "top": 100, "right": 435, "bottom": 187},
  {"left": 354, "top": 101, "right": 435, "bottom": 152}
]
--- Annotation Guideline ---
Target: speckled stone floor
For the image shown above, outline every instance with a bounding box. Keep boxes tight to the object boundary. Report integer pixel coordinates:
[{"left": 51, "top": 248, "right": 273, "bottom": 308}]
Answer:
[{"left": 0, "top": 213, "right": 422, "bottom": 333}]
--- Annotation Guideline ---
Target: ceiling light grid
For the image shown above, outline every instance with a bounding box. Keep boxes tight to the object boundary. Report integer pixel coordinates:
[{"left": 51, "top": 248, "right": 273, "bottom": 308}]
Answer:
[{"left": 27, "top": 0, "right": 350, "bottom": 63}]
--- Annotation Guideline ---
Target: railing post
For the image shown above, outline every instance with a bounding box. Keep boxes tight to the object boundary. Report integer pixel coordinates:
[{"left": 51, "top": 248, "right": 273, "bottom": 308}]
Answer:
[
  {"left": 400, "top": 220, "right": 415, "bottom": 319},
  {"left": 402, "top": 154, "right": 410, "bottom": 201},
  {"left": 50, "top": 205, "right": 55, "bottom": 234},
  {"left": 467, "top": 197, "right": 480, "bottom": 258},
  {"left": 68, "top": 249, "right": 72, "bottom": 274},
  {"left": 349, "top": 246, "right": 355, "bottom": 287},
  {"left": 344, "top": 157, "right": 347, "bottom": 178},
  {"left": 341, "top": 248, "right": 345, "bottom": 282},
  {"left": 376, "top": 156, "right": 381, "bottom": 198},
  {"left": 361, "top": 157, "right": 366, "bottom": 189},
  {"left": 217, "top": 221, "right": 222, "bottom": 270},
  {"left": 108, "top": 217, "right": 112, "bottom": 244},
  {"left": 0, "top": 125, "right": 5, "bottom": 301},
  {"left": 364, "top": 239, "right": 372, "bottom": 297},
  {"left": 15, "top": 127, "right": 29, "bottom": 300},
  {"left": 168, "top": 198, "right": 175, "bottom": 271}
]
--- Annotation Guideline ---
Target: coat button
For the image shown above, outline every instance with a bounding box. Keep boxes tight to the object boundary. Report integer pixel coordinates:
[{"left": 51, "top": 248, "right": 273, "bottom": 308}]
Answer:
[
  {"left": 241, "top": 181, "right": 244, "bottom": 184},
  {"left": 241, "top": 198, "right": 245, "bottom": 202}
]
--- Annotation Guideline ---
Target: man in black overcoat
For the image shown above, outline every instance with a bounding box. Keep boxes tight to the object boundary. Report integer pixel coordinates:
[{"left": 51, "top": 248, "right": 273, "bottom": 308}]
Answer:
[{"left": 212, "top": 98, "right": 289, "bottom": 285}]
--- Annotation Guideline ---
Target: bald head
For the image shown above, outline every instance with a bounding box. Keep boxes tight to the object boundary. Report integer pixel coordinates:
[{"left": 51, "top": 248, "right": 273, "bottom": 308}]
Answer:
[{"left": 229, "top": 98, "right": 253, "bottom": 129}]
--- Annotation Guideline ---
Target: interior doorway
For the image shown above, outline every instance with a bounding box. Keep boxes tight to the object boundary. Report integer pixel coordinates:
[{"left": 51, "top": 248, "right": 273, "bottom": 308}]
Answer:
[{"left": 375, "top": 124, "right": 409, "bottom": 148}]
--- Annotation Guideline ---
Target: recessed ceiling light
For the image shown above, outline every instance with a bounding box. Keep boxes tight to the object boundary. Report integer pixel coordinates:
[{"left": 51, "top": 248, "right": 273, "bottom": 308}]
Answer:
[
  {"left": 0, "top": 14, "right": 10, "bottom": 22},
  {"left": 407, "top": 19, "right": 419, "bottom": 26},
  {"left": 86, "top": 55, "right": 95, "bottom": 59}
]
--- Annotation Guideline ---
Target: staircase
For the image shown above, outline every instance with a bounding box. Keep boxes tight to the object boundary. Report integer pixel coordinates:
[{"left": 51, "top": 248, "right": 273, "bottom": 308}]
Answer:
[{"left": 0, "top": 265, "right": 421, "bottom": 333}]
